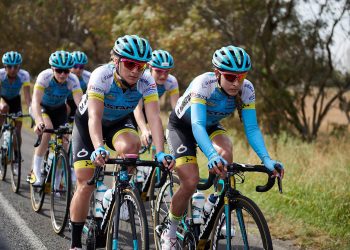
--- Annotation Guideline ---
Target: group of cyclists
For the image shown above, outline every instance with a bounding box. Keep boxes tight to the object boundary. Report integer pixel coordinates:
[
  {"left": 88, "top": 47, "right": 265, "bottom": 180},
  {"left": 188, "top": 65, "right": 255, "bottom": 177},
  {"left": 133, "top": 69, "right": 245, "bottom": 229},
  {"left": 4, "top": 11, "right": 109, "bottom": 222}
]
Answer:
[{"left": 0, "top": 34, "right": 284, "bottom": 250}]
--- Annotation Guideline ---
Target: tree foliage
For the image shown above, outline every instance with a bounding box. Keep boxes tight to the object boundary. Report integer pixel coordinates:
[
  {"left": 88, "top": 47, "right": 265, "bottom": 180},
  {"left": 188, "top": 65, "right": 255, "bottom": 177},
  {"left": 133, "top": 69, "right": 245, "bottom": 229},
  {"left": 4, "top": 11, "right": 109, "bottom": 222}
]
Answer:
[{"left": 0, "top": 0, "right": 349, "bottom": 141}]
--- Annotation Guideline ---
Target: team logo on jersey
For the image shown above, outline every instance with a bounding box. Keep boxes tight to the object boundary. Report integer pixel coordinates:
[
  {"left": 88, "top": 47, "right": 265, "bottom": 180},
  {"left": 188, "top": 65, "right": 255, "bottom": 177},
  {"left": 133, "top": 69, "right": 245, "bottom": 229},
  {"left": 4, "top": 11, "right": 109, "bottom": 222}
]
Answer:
[
  {"left": 176, "top": 144, "right": 188, "bottom": 154},
  {"left": 77, "top": 148, "right": 89, "bottom": 158}
]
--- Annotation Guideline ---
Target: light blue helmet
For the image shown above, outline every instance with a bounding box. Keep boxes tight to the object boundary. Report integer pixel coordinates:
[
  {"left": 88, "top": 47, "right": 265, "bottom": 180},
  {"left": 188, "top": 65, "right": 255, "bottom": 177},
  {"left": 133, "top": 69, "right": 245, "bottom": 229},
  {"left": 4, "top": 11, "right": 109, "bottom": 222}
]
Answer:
[
  {"left": 149, "top": 50, "right": 174, "bottom": 69},
  {"left": 49, "top": 50, "right": 75, "bottom": 69},
  {"left": 113, "top": 35, "right": 152, "bottom": 62},
  {"left": 71, "top": 51, "right": 88, "bottom": 65},
  {"left": 212, "top": 45, "right": 251, "bottom": 72},
  {"left": 2, "top": 51, "right": 22, "bottom": 65}
]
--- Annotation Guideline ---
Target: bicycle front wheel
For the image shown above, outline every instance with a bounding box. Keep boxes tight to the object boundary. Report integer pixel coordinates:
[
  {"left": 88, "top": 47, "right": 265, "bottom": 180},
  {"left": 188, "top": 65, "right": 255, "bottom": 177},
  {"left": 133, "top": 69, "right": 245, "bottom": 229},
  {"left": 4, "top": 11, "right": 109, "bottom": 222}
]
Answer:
[
  {"left": 50, "top": 148, "right": 71, "bottom": 234},
  {"left": 30, "top": 150, "right": 49, "bottom": 212},
  {"left": 106, "top": 188, "right": 149, "bottom": 250},
  {"left": 10, "top": 131, "right": 21, "bottom": 193},
  {"left": 0, "top": 131, "right": 7, "bottom": 181},
  {"left": 211, "top": 195, "right": 273, "bottom": 250}
]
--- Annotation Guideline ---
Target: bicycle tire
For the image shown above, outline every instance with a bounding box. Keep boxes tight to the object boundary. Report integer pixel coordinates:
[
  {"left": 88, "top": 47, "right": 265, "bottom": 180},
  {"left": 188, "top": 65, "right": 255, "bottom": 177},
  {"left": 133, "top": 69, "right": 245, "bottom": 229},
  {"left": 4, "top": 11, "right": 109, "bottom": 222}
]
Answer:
[
  {"left": 153, "top": 177, "right": 181, "bottom": 250},
  {"left": 30, "top": 150, "right": 49, "bottom": 212},
  {"left": 210, "top": 195, "right": 273, "bottom": 250},
  {"left": 50, "top": 147, "right": 71, "bottom": 234},
  {"left": 106, "top": 188, "right": 149, "bottom": 250},
  {"left": 10, "top": 130, "right": 21, "bottom": 193},
  {"left": 0, "top": 131, "right": 7, "bottom": 181}
]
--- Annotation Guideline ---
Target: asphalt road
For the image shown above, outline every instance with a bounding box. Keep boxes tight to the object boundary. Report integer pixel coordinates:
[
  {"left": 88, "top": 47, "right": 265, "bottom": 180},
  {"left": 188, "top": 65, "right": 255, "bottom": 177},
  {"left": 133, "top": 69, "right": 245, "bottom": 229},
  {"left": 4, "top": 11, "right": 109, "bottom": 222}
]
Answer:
[{"left": 0, "top": 129, "right": 297, "bottom": 250}]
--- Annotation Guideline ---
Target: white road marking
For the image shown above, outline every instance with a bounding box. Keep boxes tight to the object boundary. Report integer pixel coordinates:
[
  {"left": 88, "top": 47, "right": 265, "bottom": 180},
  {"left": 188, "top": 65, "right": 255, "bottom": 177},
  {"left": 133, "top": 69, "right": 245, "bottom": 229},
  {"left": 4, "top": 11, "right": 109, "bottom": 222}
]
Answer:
[{"left": 0, "top": 193, "right": 47, "bottom": 250}]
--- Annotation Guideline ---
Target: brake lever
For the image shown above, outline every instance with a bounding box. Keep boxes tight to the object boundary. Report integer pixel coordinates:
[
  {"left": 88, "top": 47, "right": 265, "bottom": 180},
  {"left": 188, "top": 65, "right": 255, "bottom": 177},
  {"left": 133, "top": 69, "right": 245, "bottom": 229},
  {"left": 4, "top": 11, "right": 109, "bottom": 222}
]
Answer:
[{"left": 274, "top": 164, "right": 283, "bottom": 194}]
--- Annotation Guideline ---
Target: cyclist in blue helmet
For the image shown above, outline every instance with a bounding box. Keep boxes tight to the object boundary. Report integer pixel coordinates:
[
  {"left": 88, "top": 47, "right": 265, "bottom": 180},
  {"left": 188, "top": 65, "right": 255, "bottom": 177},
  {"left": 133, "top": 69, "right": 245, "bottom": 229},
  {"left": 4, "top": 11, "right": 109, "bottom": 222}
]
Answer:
[
  {"left": 0, "top": 51, "right": 32, "bottom": 174},
  {"left": 67, "top": 51, "right": 91, "bottom": 122},
  {"left": 133, "top": 49, "right": 179, "bottom": 145},
  {"left": 160, "top": 45, "right": 284, "bottom": 249},
  {"left": 29, "top": 51, "right": 82, "bottom": 187},
  {"left": 69, "top": 35, "right": 175, "bottom": 250}
]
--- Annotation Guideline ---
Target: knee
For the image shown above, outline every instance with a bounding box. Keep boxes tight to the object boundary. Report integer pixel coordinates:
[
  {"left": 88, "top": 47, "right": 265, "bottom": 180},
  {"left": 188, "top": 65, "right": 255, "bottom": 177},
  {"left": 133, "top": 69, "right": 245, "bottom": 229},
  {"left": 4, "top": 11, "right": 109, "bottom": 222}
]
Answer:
[
  {"left": 75, "top": 179, "right": 95, "bottom": 196},
  {"left": 216, "top": 142, "right": 233, "bottom": 162},
  {"left": 117, "top": 139, "right": 140, "bottom": 154},
  {"left": 181, "top": 175, "right": 199, "bottom": 196}
]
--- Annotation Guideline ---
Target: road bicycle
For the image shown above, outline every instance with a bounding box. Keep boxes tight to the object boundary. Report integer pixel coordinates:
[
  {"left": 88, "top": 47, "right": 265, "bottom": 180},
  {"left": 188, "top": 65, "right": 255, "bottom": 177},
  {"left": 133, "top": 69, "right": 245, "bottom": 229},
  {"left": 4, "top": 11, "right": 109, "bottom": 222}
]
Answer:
[
  {"left": 27, "top": 125, "right": 72, "bottom": 234},
  {"left": 83, "top": 154, "right": 170, "bottom": 250},
  {"left": 0, "top": 112, "right": 31, "bottom": 193},
  {"left": 154, "top": 162, "right": 283, "bottom": 250}
]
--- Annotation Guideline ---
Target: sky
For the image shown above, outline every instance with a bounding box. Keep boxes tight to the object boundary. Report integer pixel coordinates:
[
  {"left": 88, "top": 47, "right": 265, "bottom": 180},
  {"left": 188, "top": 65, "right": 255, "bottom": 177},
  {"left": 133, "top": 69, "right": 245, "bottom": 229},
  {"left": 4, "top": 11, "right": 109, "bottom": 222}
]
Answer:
[{"left": 296, "top": 0, "right": 350, "bottom": 73}]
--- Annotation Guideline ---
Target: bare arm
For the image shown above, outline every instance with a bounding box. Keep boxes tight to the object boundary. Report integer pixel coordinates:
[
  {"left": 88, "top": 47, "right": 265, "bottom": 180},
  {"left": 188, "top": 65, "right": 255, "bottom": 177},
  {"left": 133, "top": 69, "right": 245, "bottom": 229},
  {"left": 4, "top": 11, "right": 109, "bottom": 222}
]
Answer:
[
  {"left": 31, "top": 87, "right": 44, "bottom": 125},
  {"left": 23, "top": 85, "right": 31, "bottom": 109},
  {"left": 144, "top": 101, "right": 164, "bottom": 153},
  {"left": 134, "top": 99, "right": 151, "bottom": 145},
  {"left": 88, "top": 98, "right": 104, "bottom": 149},
  {"left": 169, "top": 92, "right": 179, "bottom": 109},
  {"left": 73, "top": 91, "right": 83, "bottom": 107}
]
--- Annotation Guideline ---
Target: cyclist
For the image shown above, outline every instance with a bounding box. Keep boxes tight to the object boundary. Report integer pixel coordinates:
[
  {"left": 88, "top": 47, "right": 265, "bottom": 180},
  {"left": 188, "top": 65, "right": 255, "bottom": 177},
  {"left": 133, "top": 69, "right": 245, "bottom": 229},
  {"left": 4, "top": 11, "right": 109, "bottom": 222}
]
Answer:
[
  {"left": 30, "top": 51, "right": 82, "bottom": 186},
  {"left": 0, "top": 51, "right": 31, "bottom": 173},
  {"left": 67, "top": 51, "right": 91, "bottom": 121},
  {"left": 69, "top": 35, "right": 175, "bottom": 250},
  {"left": 133, "top": 49, "right": 179, "bottom": 146},
  {"left": 162, "top": 45, "right": 285, "bottom": 249}
]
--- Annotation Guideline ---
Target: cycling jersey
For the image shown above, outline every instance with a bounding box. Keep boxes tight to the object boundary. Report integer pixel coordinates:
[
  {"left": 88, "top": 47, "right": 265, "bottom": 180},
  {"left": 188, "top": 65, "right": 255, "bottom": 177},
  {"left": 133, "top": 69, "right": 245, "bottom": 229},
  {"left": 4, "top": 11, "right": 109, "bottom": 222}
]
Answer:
[
  {"left": 168, "top": 72, "right": 270, "bottom": 164},
  {"left": 67, "top": 70, "right": 91, "bottom": 100},
  {"left": 174, "top": 72, "right": 255, "bottom": 127},
  {"left": 0, "top": 68, "right": 30, "bottom": 99},
  {"left": 78, "top": 63, "right": 158, "bottom": 122},
  {"left": 34, "top": 68, "right": 82, "bottom": 107},
  {"left": 143, "top": 69, "right": 179, "bottom": 98}
]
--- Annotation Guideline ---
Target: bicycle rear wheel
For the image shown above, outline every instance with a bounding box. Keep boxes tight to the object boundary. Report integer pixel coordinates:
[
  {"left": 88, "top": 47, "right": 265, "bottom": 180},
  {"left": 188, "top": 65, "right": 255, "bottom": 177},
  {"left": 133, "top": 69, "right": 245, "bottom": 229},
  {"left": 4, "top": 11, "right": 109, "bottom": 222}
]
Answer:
[
  {"left": 211, "top": 195, "right": 273, "bottom": 250},
  {"left": 30, "top": 150, "right": 49, "bottom": 212},
  {"left": 106, "top": 188, "right": 149, "bottom": 250},
  {"left": 153, "top": 176, "right": 180, "bottom": 250},
  {"left": 0, "top": 131, "right": 7, "bottom": 181},
  {"left": 10, "top": 131, "right": 21, "bottom": 193},
  {"left": 50, "top": 148, "right": 71, "bottom": 234}
]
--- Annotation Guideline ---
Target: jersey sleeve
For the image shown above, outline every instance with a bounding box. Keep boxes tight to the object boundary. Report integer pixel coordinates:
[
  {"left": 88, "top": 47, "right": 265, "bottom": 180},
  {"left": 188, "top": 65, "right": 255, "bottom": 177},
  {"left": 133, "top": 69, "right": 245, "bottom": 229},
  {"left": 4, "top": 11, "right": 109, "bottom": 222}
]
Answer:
[
  {"left": 139, "top": 74, "right": 159, "bottom": 104},
  {"left": 34, "top": 69, "right": 51, "bottom": 91},
  {"left": 21, "top": 70, "right": 31, "bottom": 87},
  {"left": 68, "top": 74, "right": 83, "bottom": 95},
  {"left": 166, "top": 75, "right": 179, "bottom": 96},
  {"left": 190, "top": 74, "right": 212, "bottom": 105},
  {"left": 87, "top": 66, "right": 111, "bottom": 102},
  {"left": 241, "top": 80, "right": 256, "bottom": 110}
]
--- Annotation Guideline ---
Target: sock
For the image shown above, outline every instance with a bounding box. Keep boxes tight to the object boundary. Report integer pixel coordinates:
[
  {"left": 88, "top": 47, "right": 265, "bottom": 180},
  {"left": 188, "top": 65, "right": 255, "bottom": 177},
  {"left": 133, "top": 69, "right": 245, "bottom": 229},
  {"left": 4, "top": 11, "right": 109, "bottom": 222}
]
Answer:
[
  {"left": 70, "top": 221, "right": 85, "bottom": 248},
  {"left": 165, "top": 211, "right": 181, "bottom": 238},
  {"left": 33, "top": 155, "right": 44, "bottom": 180}
]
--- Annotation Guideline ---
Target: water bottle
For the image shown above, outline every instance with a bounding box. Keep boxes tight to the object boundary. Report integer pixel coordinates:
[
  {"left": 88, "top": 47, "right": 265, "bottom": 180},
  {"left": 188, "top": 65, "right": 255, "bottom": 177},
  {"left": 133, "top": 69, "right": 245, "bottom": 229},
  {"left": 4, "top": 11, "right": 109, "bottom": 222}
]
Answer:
[
  {"left": 191, "top": 191, "right": 205, "bottom": 224},
  {"left": 47, "top": 150, "right": 54, "bottom": 167},
  {"left": 103, "top": 188, "right": 114, "bottom": 211},
  {"left": 203, "top": 193, "right": 218, "bottom": 220},
  {"left": 3, "top": 130, "right": 10, "bottom": 149},
  {"left": 94, "top": 180, "right": 108, "bottom": 218}
]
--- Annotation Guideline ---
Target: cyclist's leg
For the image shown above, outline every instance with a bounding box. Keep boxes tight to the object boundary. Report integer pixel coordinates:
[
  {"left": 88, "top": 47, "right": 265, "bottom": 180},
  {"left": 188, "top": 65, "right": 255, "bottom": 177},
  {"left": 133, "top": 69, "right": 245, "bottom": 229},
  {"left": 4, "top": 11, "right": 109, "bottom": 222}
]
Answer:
[
  {"left": 0, "top": 97, "right": 9, "bottom": 125},
  {"left": 69, "top": 112, "right": 95, "bottom": 249},
  {"left": 11, "top": 96, "right": 23, "bottom": 161},
  {"left": 31, "top": 113, "right": 53, "bottom": 184}
]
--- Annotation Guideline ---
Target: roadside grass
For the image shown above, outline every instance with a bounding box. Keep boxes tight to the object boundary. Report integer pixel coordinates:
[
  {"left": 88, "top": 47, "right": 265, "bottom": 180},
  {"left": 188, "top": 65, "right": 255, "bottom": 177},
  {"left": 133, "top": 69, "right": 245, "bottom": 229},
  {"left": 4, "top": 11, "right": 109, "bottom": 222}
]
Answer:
[{"left": 195, "top": 128, "right": 350, "bottom": 249}]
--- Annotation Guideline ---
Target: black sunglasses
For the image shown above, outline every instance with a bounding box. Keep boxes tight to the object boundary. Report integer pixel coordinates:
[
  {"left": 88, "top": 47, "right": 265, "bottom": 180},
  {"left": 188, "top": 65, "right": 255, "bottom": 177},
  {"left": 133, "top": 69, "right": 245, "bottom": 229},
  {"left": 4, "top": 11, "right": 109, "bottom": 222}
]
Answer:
[
  {"left": 54, "top": 68, "right": 70, "bottom": 74},
  {"left": 5, "top": 65, "right": 19, "bottom": 70},
  {"left": 73, "top": 64, "right": 84, "bottom": 69}
]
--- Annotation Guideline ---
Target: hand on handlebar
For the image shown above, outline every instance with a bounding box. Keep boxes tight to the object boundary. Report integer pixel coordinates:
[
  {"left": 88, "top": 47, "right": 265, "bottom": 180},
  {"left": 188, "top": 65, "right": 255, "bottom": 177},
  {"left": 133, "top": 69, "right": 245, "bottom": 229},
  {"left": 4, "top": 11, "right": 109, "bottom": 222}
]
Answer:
[
  {"left": 140, "top": 130, "right": 152, "bottom": 147},
  {"left": 155, "top": 151, "right": 175, "bottom": 171},
  {"left": 263, "top": 157, "right": 284, "bottom": 179},
  {"left": 34, "top": 122, "right": 45, "bottom": 135},
  {"left": 208, "top": 154, "right": 227, "bottom": 178},
  {"left": 90, "top": 146, "right": 110, "bottom": 166}
]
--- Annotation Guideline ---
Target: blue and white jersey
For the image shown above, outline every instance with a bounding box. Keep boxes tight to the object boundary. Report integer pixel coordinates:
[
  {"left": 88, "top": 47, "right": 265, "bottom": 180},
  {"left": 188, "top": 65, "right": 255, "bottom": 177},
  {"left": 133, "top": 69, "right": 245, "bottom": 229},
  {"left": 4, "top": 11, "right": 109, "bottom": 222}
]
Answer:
[
  {"left": 143, "top": 69, "right": 179, "bottom": 98},
  {"left": 79, "top": 64, "right": 159, "bottom": 122},
  {"left": 0, "top": 68, "right": 30, "bottom": 99},
  {"left": 174, "top": 72, "right": 255, "bottom": 127},
  {"left": 68, "top": 70, "right": 91, "bottom": 100},
  {"left": 34, "top": 69, "right": 82, "bottom": 107}
]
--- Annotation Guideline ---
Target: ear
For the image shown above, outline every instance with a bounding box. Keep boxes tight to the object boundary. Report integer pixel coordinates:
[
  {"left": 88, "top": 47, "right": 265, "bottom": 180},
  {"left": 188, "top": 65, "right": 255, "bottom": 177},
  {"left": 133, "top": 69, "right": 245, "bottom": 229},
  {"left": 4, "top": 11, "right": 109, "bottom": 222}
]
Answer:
[{"left": 214, "top": 69, "right": 220, "bottom": 80}]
